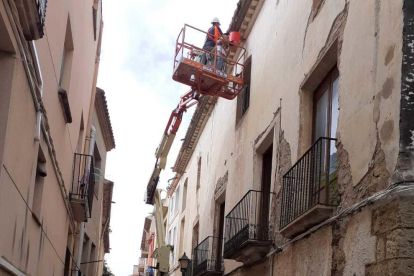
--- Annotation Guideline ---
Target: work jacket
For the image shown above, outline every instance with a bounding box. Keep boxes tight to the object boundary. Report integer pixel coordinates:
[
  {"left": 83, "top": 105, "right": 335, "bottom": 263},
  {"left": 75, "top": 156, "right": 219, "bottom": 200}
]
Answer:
[{"left": 204, "top": 25, "right": 223, "bottom": 47}]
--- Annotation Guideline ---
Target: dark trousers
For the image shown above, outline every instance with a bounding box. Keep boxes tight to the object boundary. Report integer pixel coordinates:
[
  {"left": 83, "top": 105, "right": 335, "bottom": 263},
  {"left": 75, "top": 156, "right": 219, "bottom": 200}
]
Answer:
[{"left": 201, "top": 45, "right": 214, "bottom": 65}]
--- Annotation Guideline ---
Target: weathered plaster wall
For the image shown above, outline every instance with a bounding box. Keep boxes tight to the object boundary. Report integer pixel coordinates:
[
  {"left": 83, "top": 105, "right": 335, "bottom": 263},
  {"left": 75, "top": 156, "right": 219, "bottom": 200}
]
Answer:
[
  {"left": 339, "top": 0, "right": 402, "bottom": 189},
  {"left": 342, "top": 208, "right": 376, "bottom": 276},
  {"left": 274, "top": 227, "right": 332, "bottom": 276},
  {"left": 168, "top": 0, "right": 405, "bottom": 275}
]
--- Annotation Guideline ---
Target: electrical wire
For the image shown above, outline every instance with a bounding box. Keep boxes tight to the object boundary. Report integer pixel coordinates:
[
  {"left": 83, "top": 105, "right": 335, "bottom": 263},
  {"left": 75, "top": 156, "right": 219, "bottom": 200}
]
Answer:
[
  {"left": 269, "top": 183, "right": 414, "bottom": 255},
  {"left": 224, "top": 183, "right": 414, "bottom": 276},
  {"left": 2, "top": 165, "right": 84, "bottom": 271}
]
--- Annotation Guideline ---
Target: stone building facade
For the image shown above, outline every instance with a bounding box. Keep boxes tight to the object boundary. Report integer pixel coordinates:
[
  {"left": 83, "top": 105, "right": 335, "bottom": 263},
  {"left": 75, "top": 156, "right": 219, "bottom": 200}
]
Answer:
[
  {"left": 164, "top": 0, "right": 414, "bottom": 275},
  {"left": 0, "top": 0, "right": 115, "bottom": 275}
]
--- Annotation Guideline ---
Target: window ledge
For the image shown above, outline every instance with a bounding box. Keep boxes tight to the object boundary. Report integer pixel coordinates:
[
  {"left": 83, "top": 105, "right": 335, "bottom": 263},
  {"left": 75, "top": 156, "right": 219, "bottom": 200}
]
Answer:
[{"left": 280, "top": 204, "right": 335, "bottom": 239}]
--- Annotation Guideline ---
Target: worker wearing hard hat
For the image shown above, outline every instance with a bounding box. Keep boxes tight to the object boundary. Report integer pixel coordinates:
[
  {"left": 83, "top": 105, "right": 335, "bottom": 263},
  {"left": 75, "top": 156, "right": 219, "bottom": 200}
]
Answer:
[{"left": 201, "top": 17, "right": 224, "bottom": 65}]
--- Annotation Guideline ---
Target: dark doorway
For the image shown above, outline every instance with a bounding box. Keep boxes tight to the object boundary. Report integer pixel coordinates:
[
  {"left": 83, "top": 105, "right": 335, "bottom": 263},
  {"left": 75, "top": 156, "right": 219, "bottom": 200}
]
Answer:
[
  {"left": 260, "top": 145, "right": 273, "bottom": 240},
  {"left": 216, "top": 202, "right": 225, "bottom": 271},
  {"left": 192, "top": 222, "right": 199, "bottom": 258}
]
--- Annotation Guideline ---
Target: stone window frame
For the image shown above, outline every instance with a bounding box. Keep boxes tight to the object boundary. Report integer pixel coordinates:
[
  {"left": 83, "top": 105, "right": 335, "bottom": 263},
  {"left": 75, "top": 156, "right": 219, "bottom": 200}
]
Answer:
[{"left": 298, "top": 39, "right": 338, "bottom": 158}]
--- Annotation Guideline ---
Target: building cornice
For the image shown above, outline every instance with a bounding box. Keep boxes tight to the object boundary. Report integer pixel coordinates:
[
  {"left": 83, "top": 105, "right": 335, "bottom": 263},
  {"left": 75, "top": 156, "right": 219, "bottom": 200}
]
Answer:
[
  {"left": 95, "top": 88, "right": 116, "bottom": 151},
  {"left": 173, "top": 96, "right": 217, "bottom": 174}
]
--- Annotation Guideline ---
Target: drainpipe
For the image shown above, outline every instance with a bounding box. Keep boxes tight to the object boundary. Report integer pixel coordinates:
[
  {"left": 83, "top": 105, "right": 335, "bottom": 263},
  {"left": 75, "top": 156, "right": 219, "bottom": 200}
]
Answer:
[
  {"left": 76, "top": 125, "right": 96, "bottom": 274},
  {"left": 29, "top": 41, "right": 43, "bottom": 141}
]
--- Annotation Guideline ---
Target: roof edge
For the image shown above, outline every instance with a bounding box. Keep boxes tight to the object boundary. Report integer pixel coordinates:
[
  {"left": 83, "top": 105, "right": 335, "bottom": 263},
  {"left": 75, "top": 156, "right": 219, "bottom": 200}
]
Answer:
[{"left": 95, "top": 88, "right": 116, "bottom": 151}]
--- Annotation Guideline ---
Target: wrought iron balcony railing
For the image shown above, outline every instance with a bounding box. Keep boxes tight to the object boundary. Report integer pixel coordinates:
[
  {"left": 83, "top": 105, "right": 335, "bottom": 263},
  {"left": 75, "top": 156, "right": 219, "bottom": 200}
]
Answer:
[
  {"left": 280, "top": 137, "right": 338, "bottom": 230},
  {"left": 193, "top": 236, "right": 224, "bottom": 276},
  {"left": 224, "top": 190, "right": 275, "bottom": 258},
  {"left": 186, "top": 260, "right": 194, "bottom": 276},
  {"left": 70, "top": 153, "right": 95, "bottom": 221}
]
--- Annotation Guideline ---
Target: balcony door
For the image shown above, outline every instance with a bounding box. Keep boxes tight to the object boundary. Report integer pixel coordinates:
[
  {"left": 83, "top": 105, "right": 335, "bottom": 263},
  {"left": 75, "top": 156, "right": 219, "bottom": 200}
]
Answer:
[
  {"left": 216, "top": 202, "right": 225, "bottom": 271},
  {"left": 260, "top": 145, "right": 273, "bottom": 240},
  {"left": 313, "top": 67, "right": 339, "bottom": 170},
  {"left": 313, "top": 67, "right": 339, "bottom": 203}
]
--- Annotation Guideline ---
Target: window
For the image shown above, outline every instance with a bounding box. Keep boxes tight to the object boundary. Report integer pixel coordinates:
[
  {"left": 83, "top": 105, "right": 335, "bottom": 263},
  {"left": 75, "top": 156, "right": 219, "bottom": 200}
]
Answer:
[
  {"left": 191, "top": 222, "right": 199, "bottom": 258},
  {"left": 173, "top": 226, "right": 177, "bottom": 251},
  {"left": 81, "top": 235, "right": 90, "bottom": 273},
  {"left": 88, "top": 243, "right": 96, "bottom": 276},
  {"left": 175, "top": 186, "right": 180, "bottom": 214},
  {"left": 92, "top": 7, "right": 98, "bottom": 40},
  {"left": 32, "top": 146, "right": 46, "bottom": 224},
  {"left": 93, "top": 144, "right": 102, "bottom": 198},
  {"left": 92, "top": 0, "right": 99, "bottom": 40},
  {"left": 196, "top": 157, "right": 201, "bottom": 190},
  {"left": 182, "top": 179, "right": 188, "bottom": 210},
  {"left": 179, "top": 218, "right": 185, "bottom": 257},
  {"left": 169, "top": 227, "right": 176, "bottom": 265},
  {"left": 313, "top": 67, "right": 339, "bottom": 173},
  {"left": 169, "top": 195, "right": 174, "bottom": 216},
  {"left": 76, "top": 114, "right": 84, "bottom": 153},
  {"left": 236, "top": 55, "right": 252, "bottom": 124},
  {"left": 59, "top": 17, "right": 74, "bottom": 91}
]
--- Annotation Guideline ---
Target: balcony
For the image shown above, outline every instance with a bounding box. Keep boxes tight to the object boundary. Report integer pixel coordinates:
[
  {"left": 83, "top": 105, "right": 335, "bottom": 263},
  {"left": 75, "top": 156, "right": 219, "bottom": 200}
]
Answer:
[
  {"left": 13, "top": 0, "right": 47, "bottom": 40},
  {"left": 193, "top": 237, "right": 224, "bottom": 276},
  {"left": 223, "top": 190, "right": 275, "bottom": 263},
  {"left": 69, "top": 153, "right": 95, "bottom": 222},
  {"left": 141, "top": 218, "right": 152, "bottom": 258},
  {"left": 138, "top": 257, "right": 145, "bottom": 273},
  {"left": 280, "top": 137, "right": 338, "bottom": 238},
  {"left": 141, "top": 242, "right": 149, "bottom": 258}
]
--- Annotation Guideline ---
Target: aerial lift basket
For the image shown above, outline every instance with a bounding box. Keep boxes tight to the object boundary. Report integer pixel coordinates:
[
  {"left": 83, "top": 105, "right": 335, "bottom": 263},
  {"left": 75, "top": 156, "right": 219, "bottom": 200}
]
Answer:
[{"left": 173, "top": 24, "right": 246, "bottom": 100}]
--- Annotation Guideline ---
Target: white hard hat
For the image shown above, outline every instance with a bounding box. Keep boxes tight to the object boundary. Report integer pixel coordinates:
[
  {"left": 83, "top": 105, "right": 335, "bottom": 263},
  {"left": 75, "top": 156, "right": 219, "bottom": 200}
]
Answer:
[{"left": 211, "top": 17, "right": 220, "bottom": 24}]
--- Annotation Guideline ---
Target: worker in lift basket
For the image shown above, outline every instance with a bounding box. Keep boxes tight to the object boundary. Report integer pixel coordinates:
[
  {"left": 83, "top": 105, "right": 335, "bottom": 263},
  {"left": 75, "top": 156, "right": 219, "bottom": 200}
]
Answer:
[
  {"left": 216, "top": 36, "right": 229, "bottom": 72},
  {"left": 201, "top": 17, "right": 223, "bottom": 65}
]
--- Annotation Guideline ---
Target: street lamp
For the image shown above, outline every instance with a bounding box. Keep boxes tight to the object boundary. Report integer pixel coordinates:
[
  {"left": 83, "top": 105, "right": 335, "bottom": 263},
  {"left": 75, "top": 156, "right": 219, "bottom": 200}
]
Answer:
[{"left": 178, "top": 252, "right": 191, "bottom": 275}]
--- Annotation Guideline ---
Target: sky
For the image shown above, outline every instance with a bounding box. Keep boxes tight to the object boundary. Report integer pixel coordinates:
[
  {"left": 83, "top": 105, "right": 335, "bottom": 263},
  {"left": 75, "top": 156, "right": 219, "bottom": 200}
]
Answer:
[{"left": 96, "top": 1, "right": 239, "bottom": 275}]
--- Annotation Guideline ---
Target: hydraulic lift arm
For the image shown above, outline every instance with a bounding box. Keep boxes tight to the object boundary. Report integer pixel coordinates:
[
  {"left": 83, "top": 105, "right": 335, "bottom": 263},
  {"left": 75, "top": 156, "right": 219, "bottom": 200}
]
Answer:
[
  {"left": 150, "top": 190, "right": 170, "bottom": 273},
  {"left": 145, "top": 89, "right": 200, "bottom": 205},
  {"left": 146, "top": 90, "right": 200, "bottom": 275},
  {"left": 144, "top": 25, "right": 244, "bottom": 276}
]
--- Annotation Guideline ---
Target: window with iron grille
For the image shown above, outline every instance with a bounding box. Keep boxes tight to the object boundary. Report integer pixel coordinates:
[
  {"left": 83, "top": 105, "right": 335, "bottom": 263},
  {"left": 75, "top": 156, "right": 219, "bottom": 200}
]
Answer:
[
  {"left": 242, "top": 56, "right": 251, "bottom": 115},
  {"left": 280, "top": 66, "right": 339, "bottom": 230},
  {"left": 236, "top": 55, "right": 252, "bottom": 125}
]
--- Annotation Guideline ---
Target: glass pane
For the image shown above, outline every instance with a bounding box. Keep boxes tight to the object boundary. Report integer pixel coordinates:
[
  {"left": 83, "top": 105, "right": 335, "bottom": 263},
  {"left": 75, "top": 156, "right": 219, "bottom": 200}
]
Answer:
[
  {"left": 314, "top": 90, "right": 328, "bottom": 141},
  {"left": 330, "top": 77, "right": 339, "bottom": 174},
  {"left": 331, "top": 77, "right": 339, "bottom": 139}
]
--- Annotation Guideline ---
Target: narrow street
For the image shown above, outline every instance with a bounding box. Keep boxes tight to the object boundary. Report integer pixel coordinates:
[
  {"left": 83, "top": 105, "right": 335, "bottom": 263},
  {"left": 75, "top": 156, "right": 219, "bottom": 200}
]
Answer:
[{"left": 0, "top": 1, "right": 413, "bottom": 276}]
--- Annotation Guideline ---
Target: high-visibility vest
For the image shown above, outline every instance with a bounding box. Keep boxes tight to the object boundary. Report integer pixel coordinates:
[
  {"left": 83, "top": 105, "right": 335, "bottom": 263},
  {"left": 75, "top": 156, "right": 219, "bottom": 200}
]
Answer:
[{"left": 208, "top": 26, "right": 221, "bottom": 43}]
